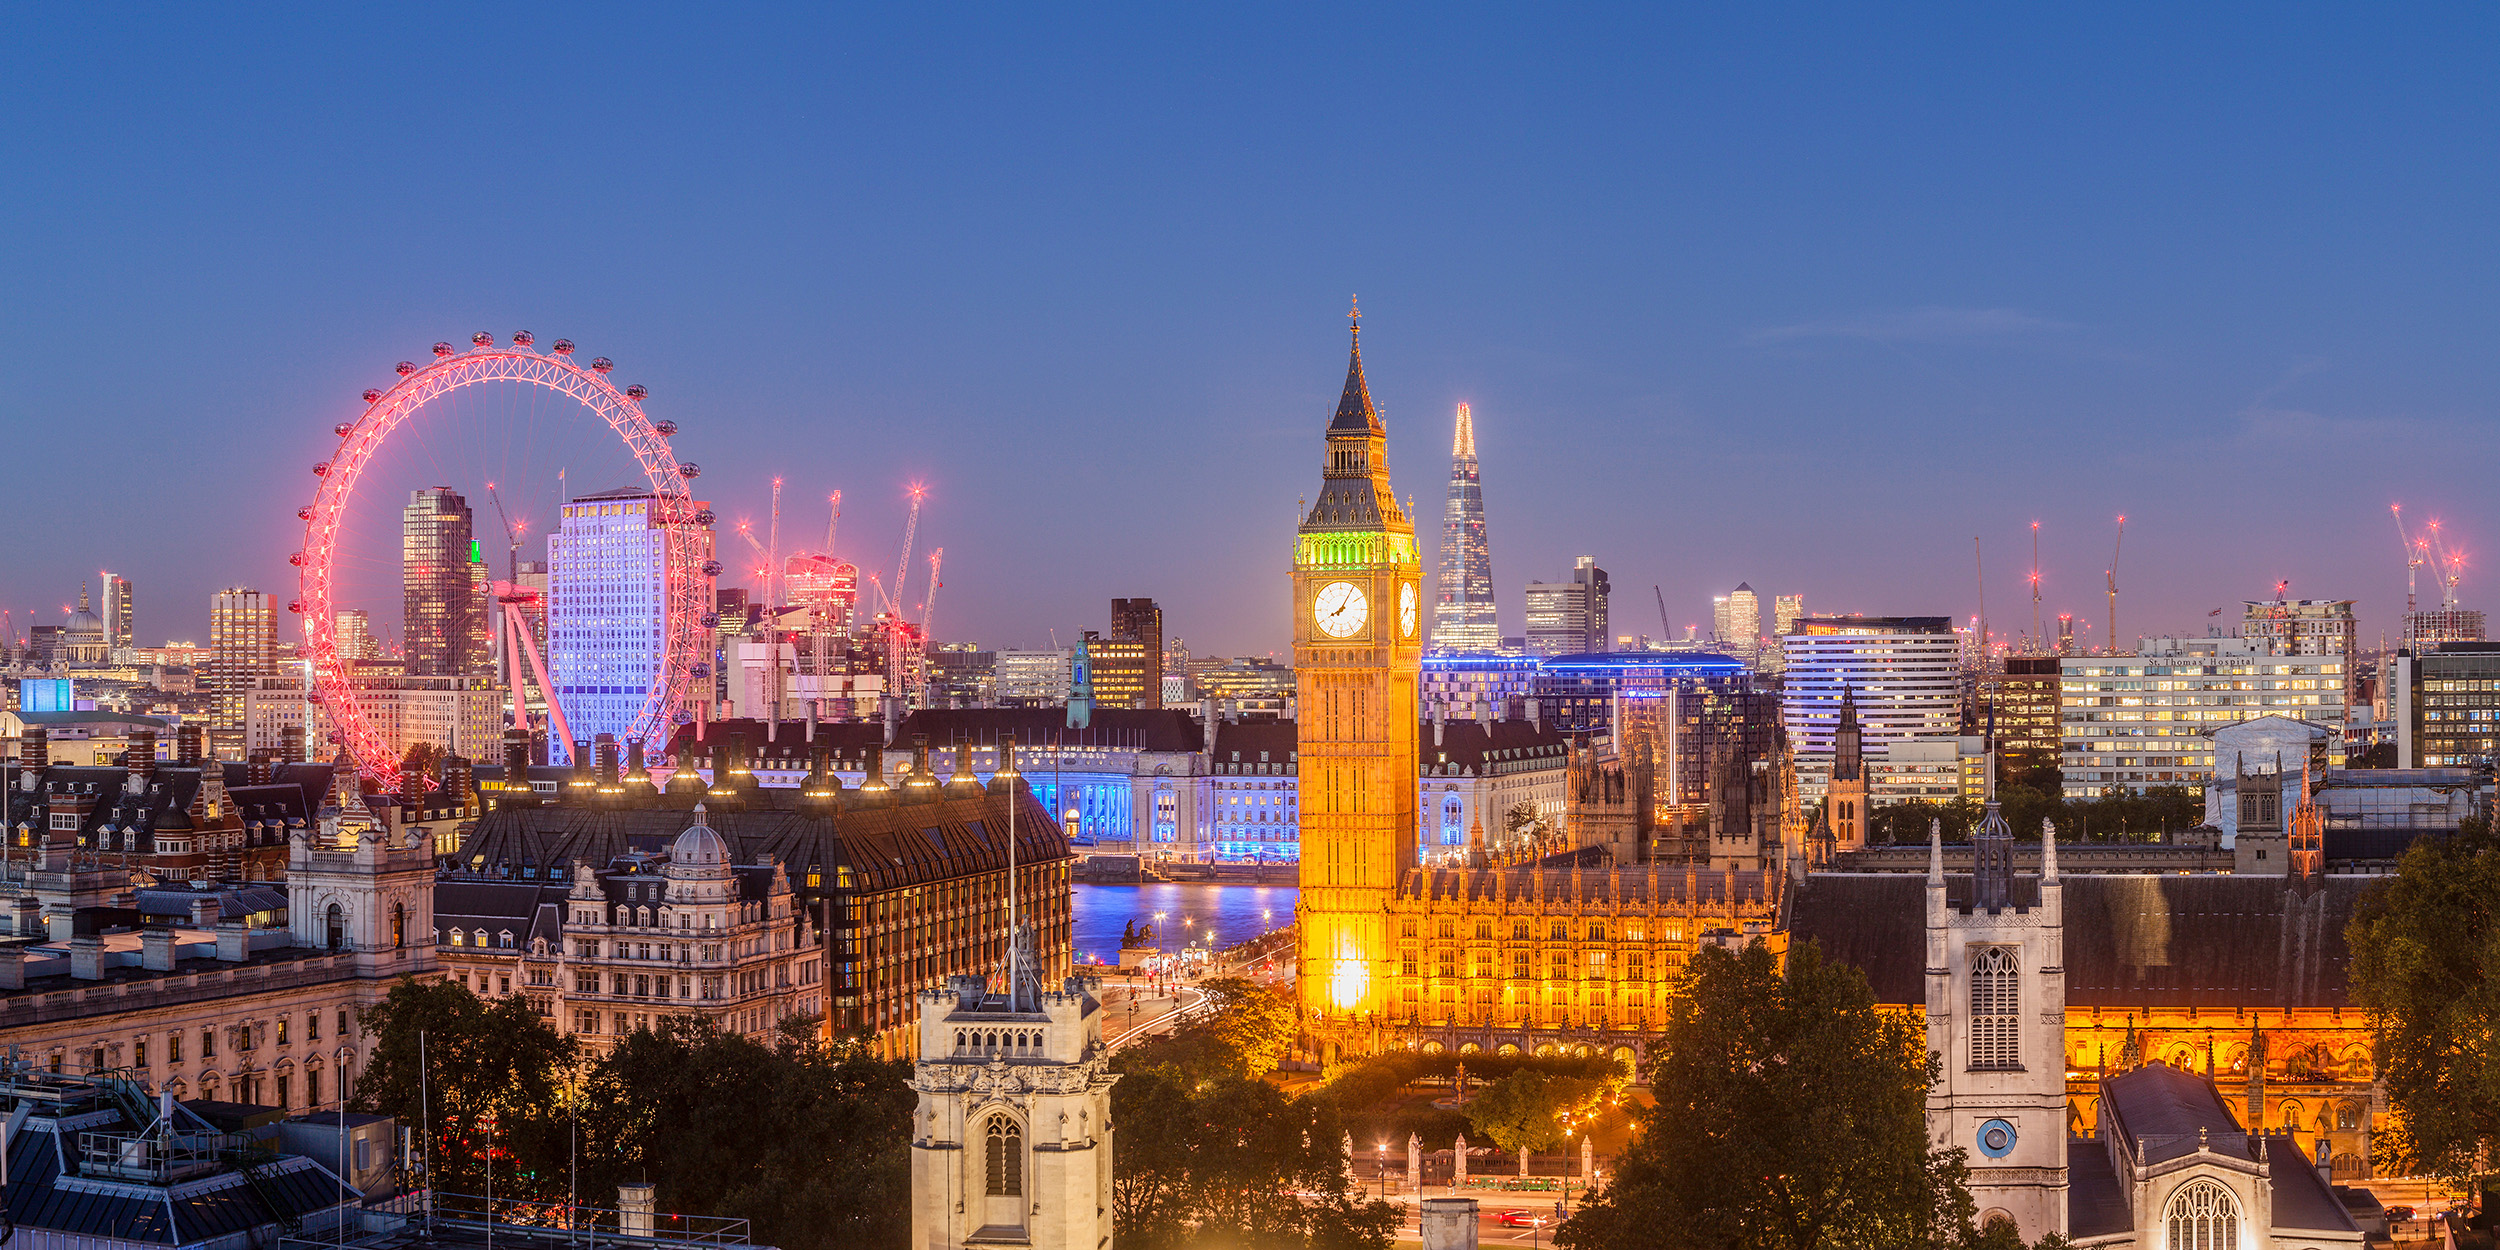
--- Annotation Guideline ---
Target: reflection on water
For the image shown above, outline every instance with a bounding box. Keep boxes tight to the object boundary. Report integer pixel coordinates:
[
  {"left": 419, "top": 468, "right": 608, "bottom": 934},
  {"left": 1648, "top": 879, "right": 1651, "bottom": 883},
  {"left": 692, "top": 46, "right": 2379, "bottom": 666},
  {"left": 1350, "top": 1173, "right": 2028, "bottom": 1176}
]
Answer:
[{"left": 1071, "top": 882, "right": 1297, "bottom": 965}]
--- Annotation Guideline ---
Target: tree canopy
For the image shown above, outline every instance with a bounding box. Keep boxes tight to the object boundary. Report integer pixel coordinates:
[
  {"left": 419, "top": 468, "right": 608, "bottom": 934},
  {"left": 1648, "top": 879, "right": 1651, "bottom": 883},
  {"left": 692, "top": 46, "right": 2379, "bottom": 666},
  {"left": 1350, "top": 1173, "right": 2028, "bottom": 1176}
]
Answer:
[
  {"left": 2348, "top": 819, "right": 2500, "bottom": 1186},
  {"left": 356, "top": 979, "right": 915, "bottom": 1249},
  {"left": 1464, "top": 1070, "right": 1600, "bottom": 1158},
  {"left": 1112, "top": 1068, "right": 1398, "bottom": 1250},
  {"left": 1558, "top": 940, "right": 1988, "bottom": 1250}
]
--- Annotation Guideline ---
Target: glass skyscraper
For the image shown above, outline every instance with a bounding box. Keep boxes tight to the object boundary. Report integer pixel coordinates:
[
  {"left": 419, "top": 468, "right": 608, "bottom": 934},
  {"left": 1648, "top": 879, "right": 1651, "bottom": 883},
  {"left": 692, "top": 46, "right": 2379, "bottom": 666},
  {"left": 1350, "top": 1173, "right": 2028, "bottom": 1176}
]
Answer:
[
  {"left": 549, "top": 489, "right": 691, "bottom": 760},
  {"left": 402, "top": 487, "right": 478, "bottom": 677},
  {"left": 1432, "top": 402, "right": 1498, "bottom": 652}
]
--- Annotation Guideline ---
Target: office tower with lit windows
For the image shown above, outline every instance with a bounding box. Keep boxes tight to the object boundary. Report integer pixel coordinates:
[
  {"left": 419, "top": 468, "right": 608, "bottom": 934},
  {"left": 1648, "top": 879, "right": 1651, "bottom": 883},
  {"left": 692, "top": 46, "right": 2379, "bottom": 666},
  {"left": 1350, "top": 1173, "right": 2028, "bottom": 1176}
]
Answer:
[
  {"left": 1779, "top": 616, "right": 1963, "bottom": 800},
  {"left": 2061, "top": 636, "right": 2347, "bottom": 794},
  {"left": 2404, "top": 608, "right": 2486, "bottom": 652},
  {"left": 1524, "top": 557, "right": 1609, "bottom": 656},
  {"left": 334, "top": 609, "right": 380, "bottom": 661},
  {"left": 1106, "top": 598, "right": 1165, "bottom": 710},
  {"left": 403, "top": 488, "right": 479, "bottom": 677},
  {"left": 1432, "top": 403, "right": 1499, "bottom": 653},
  {"left": 2241, "top": 597, "right": 2358, "bottom": 717},
  {"left": 101, "top": 572, "right": 134, "bottom": 650},
  {"left": 548, "top": 489, "right": 709, "bottom": 759},
  {"left": 207, "top": 588, "right": 277, "bottom": 753},
  {"left": 1713, "top": 583, "right": 1761, "bottom": 664},
  {"left": 1772, "top": 594, "right": 1803, "bottom": 638},
  {"left": 1985, "top": 655, "right": 2064, "bottom": 776}
]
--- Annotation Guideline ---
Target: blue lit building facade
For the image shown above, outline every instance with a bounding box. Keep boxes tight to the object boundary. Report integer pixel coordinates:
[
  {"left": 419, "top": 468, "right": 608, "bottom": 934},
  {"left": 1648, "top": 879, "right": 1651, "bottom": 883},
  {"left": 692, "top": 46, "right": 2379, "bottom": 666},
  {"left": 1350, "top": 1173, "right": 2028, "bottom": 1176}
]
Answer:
[
  {"left": 1421, "top": 653, "right": 1540, "bottom": 721},
  {"left": 549, "top": 490, "right": 699, "bottom": 764}
]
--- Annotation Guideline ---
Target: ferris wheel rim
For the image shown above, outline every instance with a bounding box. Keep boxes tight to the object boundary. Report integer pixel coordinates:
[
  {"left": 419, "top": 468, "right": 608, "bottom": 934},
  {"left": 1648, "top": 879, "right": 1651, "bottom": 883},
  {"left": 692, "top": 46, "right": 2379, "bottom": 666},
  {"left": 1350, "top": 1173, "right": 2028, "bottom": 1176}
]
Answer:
[{"left": 294, "top": 341, "right": 708, "bottom": 784}]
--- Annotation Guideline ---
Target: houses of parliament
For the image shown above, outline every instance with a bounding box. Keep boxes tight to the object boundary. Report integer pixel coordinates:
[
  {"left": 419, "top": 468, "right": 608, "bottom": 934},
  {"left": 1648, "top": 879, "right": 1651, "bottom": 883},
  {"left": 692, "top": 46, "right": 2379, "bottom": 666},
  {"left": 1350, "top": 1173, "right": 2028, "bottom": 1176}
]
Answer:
[{"left": 1291, "top": 312, "right": 2382, "bottom": 1245}]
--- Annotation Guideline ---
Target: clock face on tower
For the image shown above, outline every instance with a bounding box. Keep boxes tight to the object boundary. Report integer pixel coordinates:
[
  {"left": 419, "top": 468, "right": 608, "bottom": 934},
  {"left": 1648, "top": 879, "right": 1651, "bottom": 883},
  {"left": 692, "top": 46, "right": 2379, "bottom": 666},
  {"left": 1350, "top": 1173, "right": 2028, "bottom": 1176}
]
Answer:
[
  {"left": 1400, "top": 583, "right": 1418, "bottom": 638},
  {"left": 1314, "top": 581, "right": 1369, "bottom": 638}
]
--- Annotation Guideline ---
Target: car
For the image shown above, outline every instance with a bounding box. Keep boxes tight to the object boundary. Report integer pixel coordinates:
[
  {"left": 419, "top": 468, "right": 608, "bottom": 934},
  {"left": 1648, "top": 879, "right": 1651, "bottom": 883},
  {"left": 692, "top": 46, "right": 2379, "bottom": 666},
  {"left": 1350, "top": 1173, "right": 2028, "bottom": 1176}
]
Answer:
[
  {"left": 1496, "top": 1209, "right": 1547, "bottom": 1228},
  {"left": 2381, "top": 1205, "right": 2415, "bottom": 1223}
]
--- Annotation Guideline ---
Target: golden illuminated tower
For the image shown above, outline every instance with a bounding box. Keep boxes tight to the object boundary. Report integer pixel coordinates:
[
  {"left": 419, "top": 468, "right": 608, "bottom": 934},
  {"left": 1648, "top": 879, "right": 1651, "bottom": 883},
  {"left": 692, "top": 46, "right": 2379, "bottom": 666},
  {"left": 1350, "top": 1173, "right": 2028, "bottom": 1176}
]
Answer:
[{"left": 1294, "top": 303, "right": 1424, "bottom": 1027}]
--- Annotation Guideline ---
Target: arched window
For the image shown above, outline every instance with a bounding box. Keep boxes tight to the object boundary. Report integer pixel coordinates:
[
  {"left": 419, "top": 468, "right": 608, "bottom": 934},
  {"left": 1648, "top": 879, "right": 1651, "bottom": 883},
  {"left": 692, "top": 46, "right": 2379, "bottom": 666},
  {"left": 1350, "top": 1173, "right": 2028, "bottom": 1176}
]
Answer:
[
  {"left": 2165, "top": 1179, "right": 2238, "bottom": 1250},
  {"left": 325, "top": 903, "right": 345, "bottom": 951},
  {"left": 984, "top": 1117, "right": 1022, "bottom": 1197},
  {"left": 1969, "top": 947, "right": 2019, "bottom": 1070},
  {"left": 391, "top": 904, "right": 405, "bottom": 949}
]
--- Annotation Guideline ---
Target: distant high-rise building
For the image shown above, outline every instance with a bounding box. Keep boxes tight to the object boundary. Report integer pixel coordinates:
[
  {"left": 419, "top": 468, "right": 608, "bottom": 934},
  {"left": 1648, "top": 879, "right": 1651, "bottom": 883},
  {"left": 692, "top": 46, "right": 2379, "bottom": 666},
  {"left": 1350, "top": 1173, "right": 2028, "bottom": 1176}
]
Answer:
[
  {"left": 1108, "top": 598, "right": 1165, "bottom": 710},
  {"left": 1087, "top": 630, "right": 1155, "bottom": 711},
  {"left": 1716, "top": 583, "right": 1761, "bottom": 663},
  {"left": 2241, "top": 597, "right": 2358, "bottom": 717},
  {"left": 1433, "top": 402, "right": 1499, "bottom": 653},
  {"left": 548, "top": 489, "right": 711, "bottom": 760},
  {"left": 1984, "top": 656, "right": 2063, "bottom": 776},
  {"left": 1772, "top": 594, "right": 1803, "bottom": 638},
  {"left": 994, "top": 648, "right": 1074, "bottom": 707},
  {"left": 2404, "top": 608, "right": 2485, "bottom": 651},
  {"left": 1524, "top": 556, "right": 1609, "bottom": 656},
  {"left": 208, "top": 587, "right": 277, "bottom": 751},
  {"left": 101, "top": 572, "right": 134, "bottom": 650},
  {"left": 1780, "top": 616, "right": 1962, "bottom": 800},
  {"left": 403, "top": 488, "right": 479, "bottom": 677},
  {"left": 334, "top": 608, "right": 380, "bottom": 661}
]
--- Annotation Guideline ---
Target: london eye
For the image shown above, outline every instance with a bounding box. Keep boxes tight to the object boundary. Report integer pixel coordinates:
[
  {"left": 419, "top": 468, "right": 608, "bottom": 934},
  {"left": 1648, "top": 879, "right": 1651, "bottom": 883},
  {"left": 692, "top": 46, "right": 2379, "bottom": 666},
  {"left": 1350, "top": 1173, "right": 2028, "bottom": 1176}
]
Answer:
[{"left": 291, "top": 332, "right": 712, "bottom": 784}]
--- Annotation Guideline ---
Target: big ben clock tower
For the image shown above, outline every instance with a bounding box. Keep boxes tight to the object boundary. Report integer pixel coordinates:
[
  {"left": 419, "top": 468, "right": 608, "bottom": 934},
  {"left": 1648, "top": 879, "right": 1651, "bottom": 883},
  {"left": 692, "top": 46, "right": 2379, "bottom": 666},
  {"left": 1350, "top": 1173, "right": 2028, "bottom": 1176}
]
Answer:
[{"left": 1294, "top": 302, "right": 1423, "bottom": 1032}]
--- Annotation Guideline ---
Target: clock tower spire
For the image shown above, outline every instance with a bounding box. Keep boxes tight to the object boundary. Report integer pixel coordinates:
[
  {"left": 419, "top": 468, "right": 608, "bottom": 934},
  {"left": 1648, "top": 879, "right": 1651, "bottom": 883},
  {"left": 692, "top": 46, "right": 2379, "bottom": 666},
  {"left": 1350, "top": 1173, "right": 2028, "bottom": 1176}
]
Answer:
[{"left": 1294, "top": 300, "right": 1422, "bottom": 1041}]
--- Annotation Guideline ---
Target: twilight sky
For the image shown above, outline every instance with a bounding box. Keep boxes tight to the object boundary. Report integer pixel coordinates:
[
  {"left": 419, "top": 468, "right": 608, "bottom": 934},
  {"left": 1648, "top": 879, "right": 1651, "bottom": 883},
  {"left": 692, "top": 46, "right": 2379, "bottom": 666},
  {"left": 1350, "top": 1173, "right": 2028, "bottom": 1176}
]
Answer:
[{"left": 4, "top": 8, "right": 2496, "bottom": 659}]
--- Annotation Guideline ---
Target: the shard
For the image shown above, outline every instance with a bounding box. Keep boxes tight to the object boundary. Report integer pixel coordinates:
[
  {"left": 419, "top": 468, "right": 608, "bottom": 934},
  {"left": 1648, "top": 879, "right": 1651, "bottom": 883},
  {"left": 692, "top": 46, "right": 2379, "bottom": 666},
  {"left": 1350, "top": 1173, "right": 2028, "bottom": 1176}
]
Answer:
[{"left": 1432, "top": 402, "right": 1499, "bottom": 652}]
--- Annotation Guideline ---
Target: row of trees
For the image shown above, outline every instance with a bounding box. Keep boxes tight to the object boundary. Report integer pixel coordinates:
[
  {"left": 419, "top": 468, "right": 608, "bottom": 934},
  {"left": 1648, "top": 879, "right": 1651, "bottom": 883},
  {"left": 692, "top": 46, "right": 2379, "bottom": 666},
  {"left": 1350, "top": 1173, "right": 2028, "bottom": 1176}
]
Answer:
[
  {"left": 353, "top": 982, "right": 915, "bottom": 1250},
  {"left": 1866, "top": 783, "right": 2205, "bottom": 845}
]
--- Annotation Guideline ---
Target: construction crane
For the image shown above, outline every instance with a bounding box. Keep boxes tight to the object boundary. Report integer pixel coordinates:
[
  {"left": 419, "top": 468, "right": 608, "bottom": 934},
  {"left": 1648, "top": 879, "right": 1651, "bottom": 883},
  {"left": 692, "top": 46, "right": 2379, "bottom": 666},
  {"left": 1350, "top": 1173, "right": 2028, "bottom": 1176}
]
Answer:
[
  {"left": 764, "top": 477, "right": 783, "bottom": 607},
  {"left": 2392, "top": 504, "right": 2427, "bottom": 616},
  {"left": 921, "top": 546, "right": 945, "bottom": 658},
  {"left": 2425, "top": 517, "right": 2467, "bottom": 610},
  {"left": 2106, "top": 514, "right": 2125, "bottom": 657},
  {"left": 484, "top": 482, "right": 523, "bottom": 583},
  {"left": 889, "top": 483, "right": 927, "bottom": 615},
  {"left": 1653, "top": 585, "right": 1672, "bottom": 641},
  {"left": 734, "top": 521, "right": 772, "bottom": 591},
  {"left": 2029, "top": 521, "right": 2042, "bottom": 653}
]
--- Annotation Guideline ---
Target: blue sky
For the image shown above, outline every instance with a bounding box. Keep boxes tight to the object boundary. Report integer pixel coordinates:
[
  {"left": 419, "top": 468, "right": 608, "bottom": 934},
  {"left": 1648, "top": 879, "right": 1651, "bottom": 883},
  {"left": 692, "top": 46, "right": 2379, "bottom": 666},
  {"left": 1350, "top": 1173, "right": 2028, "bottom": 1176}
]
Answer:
[{"left": 3, "top": 7, "right": 2495, "bottom": 657}]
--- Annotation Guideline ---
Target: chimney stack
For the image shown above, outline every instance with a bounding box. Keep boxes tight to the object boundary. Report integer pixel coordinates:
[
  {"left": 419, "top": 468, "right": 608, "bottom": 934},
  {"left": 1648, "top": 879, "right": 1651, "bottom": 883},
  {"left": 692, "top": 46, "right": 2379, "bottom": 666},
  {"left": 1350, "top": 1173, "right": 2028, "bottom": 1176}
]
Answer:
[{"left": 175, "top": 722, "right": 204, "bottom": 764}]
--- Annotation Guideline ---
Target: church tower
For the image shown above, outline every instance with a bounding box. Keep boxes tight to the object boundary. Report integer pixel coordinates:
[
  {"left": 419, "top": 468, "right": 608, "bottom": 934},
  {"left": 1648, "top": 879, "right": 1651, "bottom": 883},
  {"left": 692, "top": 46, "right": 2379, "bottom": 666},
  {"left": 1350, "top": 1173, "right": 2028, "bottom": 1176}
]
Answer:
[
  {"left": 1924, "top": 806, "right": 2069, "bottom": 1241},
  {"left": 1823, "top": 685, "right": 1868, "bottom": 852},
  {"left": 1294, "top": 304, "right": 1424, "bottom": 1028}
]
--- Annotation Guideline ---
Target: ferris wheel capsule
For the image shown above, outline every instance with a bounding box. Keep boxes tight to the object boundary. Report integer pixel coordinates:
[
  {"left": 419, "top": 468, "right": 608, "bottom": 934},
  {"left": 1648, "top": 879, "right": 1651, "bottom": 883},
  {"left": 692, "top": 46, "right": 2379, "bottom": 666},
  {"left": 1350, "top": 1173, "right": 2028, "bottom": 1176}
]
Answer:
[
  {"left": 590, "top": 357, "right": 614, "bottom": 373},
  {"left": 472, "top": 331, "right": 494, "bottom": 348},
  {"left": 288, "top": 600, "right": 306, "bottom": 614},
  {"left": 677, "top": 462, "right": 701, "bottom": 478},
  {"left": 551, "top": 339, "right": 575, "bottom": 355},
  {"left": 334, "top": 422, "right": 355, "bottom": 437},
  {"left": 297, "top": 506, "right": 314, "bottom": 521},
  {"left": 433, "top": 342, "right": 455, "bottom": 358},
  {"left": 512, "top": 330, "right": 535, "bottom": 347},
  {"left": 626, "top": 384, "right": 648, "bottom": 400},
  {"left": 313, "top": 462, "right": 332, "bottom": 477},
  {"left": 396, "top": 361, "right": 417, "bottom": 375},
  {"left": 653, "top": 420, "right": 678, "bottom": 436},
  {"left": 288, "top": 552, "right": 307, "bottom": 567},
  {"left": 362, "top": 387, "right": 383, "bottom": 403},
  {"left": 694, "top": 509, "right": 716, "bottom": 526},
  {"left": 701, "top": 560, "right": 723, "bottom": 578},
  {"left": 690, "top": 663, "right": 711, "bottom": 679}
]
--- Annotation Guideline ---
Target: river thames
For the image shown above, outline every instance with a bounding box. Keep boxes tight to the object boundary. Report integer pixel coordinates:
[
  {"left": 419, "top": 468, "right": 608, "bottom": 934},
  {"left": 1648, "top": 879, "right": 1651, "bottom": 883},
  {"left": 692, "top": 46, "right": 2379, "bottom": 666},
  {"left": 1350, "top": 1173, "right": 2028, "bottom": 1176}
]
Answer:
[{"left": 1070, "top": 882, "right": 1297, "bottom": 965}]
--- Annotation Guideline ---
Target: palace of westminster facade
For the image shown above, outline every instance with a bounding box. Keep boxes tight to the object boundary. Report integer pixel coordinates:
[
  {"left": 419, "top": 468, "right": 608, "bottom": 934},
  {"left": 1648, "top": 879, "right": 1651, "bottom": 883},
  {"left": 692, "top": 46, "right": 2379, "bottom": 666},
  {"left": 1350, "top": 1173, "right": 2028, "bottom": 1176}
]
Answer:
[{"left": 1290, "top": 316, "right": 2383, "bottom": 1247}]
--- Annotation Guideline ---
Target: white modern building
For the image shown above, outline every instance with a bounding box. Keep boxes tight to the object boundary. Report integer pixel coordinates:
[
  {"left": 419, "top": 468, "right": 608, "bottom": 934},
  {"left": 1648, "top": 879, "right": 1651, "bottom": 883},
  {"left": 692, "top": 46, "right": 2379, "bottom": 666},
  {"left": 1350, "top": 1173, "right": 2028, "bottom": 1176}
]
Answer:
[
  {"left": 1779, "top": 616, "right": 1962, "bottom": 801},
  {"left": 994, "top": 648, "right": 1074, "bottom": 706},
  {"left": 2058, "top": 636, "right": 2348, "bottom": 797}
]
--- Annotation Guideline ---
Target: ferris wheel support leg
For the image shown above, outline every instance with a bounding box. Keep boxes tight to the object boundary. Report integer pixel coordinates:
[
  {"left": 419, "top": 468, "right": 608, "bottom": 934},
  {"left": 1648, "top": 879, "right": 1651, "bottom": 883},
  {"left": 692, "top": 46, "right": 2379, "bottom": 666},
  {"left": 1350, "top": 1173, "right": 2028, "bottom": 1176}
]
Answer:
[
  {"left": 504, "top": 604, "right": 533, "bottom": 738},
  {"left": 509, "top": 600, "right": 576, "bottom": 765}
]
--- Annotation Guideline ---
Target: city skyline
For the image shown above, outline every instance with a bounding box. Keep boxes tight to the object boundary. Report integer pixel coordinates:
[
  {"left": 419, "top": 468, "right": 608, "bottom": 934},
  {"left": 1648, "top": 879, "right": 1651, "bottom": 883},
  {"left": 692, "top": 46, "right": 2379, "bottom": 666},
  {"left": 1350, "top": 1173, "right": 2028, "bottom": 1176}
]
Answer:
[{"left": 5, "top": 10, "right": 2498, "bottom": 657}]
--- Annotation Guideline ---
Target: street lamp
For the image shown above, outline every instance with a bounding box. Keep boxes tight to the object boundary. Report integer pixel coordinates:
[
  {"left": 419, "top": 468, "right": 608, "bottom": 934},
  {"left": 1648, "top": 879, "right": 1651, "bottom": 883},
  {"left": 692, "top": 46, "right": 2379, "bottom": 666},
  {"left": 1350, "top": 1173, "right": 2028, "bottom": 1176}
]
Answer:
[{"left": 1376, "top": 1141, "right": 1387, "bottom": 1200}]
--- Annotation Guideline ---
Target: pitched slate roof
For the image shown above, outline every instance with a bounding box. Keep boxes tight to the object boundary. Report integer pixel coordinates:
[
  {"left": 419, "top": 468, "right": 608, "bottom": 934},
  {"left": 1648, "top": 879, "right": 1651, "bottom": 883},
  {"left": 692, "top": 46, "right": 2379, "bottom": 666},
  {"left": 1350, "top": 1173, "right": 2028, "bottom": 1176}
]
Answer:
[{"left": 1787, "top": 873, "right": 2372, "bottom": 1010}]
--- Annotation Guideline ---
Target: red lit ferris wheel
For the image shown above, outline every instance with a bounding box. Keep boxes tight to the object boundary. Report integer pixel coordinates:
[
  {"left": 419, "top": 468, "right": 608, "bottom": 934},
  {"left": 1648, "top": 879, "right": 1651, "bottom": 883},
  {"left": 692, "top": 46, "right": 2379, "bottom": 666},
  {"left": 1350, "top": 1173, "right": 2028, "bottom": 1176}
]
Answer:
[{"left": 290, "top": 332, "right": 716, "bottom": 785}]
